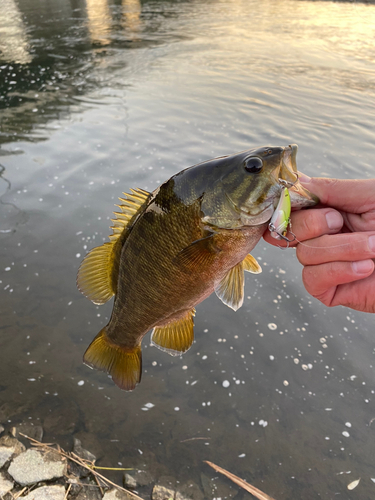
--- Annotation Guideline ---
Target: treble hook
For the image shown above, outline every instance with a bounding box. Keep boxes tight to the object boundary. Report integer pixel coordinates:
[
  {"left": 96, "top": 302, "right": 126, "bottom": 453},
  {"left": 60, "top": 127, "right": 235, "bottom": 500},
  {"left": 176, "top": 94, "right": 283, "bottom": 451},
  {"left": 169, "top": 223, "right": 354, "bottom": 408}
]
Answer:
[{"left": 278, "top": 171, "right": 299, "bottom": 189}]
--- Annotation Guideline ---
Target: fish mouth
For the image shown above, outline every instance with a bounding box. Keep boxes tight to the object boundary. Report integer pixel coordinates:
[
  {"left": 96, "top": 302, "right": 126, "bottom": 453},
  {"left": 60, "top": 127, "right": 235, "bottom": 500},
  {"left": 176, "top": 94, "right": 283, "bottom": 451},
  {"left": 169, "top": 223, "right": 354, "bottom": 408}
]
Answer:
[
  {"left": 280, "top": 144, "right": 319, "bottom": 208},
  {"left": 225, "top": 191, "right": 275, "bottom": 226},
  {"left": 239, "top": 202, "right": 275, "bottom": 226}
]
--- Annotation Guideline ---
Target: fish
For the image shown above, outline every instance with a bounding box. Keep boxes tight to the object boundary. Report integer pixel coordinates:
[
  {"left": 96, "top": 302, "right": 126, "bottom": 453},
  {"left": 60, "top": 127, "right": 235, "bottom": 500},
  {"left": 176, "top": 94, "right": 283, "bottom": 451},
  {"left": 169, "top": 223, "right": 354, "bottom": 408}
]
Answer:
[{"left": 77, "top": 144, "right": 318, "bottom": 391}]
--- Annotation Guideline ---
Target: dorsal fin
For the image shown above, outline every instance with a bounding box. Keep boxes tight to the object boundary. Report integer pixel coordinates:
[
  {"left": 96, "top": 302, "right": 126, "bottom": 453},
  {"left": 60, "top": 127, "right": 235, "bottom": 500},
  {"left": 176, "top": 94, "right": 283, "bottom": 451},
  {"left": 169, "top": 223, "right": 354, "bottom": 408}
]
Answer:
[
  {"left": 109, "top": 187, "right": 150, "bottom": 242},
  {"left": 77, "top": 187, "right": 151, "bottom": 304}
]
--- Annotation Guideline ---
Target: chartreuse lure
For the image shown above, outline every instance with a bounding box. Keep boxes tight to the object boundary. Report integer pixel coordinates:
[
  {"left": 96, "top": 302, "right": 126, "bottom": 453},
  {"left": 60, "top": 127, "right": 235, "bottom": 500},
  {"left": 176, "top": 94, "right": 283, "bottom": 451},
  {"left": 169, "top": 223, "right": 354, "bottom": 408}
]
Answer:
[{"left": 268, "top": 186, "right": 292, "bottom": 241}]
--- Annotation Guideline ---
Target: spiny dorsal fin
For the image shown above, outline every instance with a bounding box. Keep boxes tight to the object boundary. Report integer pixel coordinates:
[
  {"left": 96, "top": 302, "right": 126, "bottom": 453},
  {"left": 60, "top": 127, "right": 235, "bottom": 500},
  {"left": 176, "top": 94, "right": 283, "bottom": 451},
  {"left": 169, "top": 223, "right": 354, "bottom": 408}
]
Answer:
[
  {"left": 84, "top": 327, "right": 142, "bottom": 391},
  {"left": 109, "top": 187, "right": 151, "bottom": 242},
  {"left": 215, "top": 261, "right": 244, "bottom": 311},
  {"left": 151, "top": 309, "right": 196, "bottom": 356},
  {"left": 77, "top": 187, "right": 151, "bottom": 304},
  {"left": 243, "top": 254, "right": 262, "bottom": 274}
]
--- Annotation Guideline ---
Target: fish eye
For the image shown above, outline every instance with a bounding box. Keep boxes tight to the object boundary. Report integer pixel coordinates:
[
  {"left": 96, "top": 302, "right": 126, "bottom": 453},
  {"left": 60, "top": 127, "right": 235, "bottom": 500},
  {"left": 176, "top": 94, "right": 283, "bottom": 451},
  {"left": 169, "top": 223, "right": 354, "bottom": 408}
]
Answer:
[{"left": 244, "top": 157, "right": 263, "bottom": 173}]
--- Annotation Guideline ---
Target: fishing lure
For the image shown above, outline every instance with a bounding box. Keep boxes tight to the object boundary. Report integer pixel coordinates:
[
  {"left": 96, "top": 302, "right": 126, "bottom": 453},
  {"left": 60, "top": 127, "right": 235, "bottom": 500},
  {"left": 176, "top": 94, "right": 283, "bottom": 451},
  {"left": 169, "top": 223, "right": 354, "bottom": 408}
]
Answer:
[{"left": 268, "top": 185, "right": 293, "bottom": 241}]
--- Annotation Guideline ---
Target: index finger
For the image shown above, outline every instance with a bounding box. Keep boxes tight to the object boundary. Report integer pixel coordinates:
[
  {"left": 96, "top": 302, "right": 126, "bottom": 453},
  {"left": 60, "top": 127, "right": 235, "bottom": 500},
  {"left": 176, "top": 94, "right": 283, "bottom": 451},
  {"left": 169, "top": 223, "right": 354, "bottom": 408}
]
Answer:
[{"left": 298, "top": 175, "right": 375, "bottom": 214}]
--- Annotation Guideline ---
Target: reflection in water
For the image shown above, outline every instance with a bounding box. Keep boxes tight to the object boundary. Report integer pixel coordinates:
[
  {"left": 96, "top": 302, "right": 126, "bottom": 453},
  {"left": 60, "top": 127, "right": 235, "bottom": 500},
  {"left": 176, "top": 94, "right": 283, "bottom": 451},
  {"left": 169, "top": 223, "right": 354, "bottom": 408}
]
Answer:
[
  {"left": 0, "top": 0, "right": 32, "bottom": 64},
  {"left": 122, "top": 0, "right": 142, "bottom": 33},
  {"left": 86, "top": 0, "right": 112, "bottom": 45}
]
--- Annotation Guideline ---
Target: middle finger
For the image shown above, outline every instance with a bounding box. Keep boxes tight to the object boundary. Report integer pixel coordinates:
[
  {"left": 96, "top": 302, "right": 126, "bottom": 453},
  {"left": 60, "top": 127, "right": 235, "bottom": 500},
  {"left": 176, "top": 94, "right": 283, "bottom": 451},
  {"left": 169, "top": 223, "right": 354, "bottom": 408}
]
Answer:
[{"left": 296, "top": 232, "right": 375, "bottom": 266}]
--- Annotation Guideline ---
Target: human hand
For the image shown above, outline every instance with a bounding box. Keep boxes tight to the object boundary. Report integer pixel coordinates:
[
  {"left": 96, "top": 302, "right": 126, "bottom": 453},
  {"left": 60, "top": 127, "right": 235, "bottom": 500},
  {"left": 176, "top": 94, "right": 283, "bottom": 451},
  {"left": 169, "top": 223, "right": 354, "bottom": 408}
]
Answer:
[{"left": 263, "top": 176, "right": 375, "bottom": 313}]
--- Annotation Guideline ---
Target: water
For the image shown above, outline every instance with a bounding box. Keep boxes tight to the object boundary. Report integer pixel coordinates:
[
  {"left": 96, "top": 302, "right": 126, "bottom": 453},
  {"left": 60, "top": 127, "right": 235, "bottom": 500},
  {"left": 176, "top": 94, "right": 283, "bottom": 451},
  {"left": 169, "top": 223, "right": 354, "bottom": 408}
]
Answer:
[{"left": 1, "top": 0, "right": 375, "bottom": 497}]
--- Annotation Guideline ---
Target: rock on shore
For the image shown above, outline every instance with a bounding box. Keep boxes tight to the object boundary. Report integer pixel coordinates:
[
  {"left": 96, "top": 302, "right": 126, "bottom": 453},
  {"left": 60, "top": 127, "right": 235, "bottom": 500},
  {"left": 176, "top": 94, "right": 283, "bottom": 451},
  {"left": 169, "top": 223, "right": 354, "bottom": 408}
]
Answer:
[{"left": 0, "top": 424, "right": 237, "bottom": 500}]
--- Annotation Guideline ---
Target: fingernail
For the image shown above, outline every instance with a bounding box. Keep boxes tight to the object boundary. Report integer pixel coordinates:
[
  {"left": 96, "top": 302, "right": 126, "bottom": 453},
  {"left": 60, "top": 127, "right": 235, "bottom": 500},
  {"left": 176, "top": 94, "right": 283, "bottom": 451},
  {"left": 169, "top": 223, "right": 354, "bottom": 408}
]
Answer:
[
  {"left": 368, "top": 235, "right": 375, "bottom": 252},
  {"left": 298, "top": 172, "right": 311, "bottom": 184},
  {"left": 352, "top": 260, "right": 374, "bottom": 274},
  {"left": 325, "top": 210, "right": 342, "bottom": 230}
]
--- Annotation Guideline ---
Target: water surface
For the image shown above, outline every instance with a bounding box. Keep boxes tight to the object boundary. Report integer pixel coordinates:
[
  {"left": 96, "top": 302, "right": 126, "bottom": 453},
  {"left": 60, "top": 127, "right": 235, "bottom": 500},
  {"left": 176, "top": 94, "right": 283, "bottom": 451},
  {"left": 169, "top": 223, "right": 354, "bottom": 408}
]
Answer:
[{"left": 1, "top": 0, "right": 375, "bottom": 498}]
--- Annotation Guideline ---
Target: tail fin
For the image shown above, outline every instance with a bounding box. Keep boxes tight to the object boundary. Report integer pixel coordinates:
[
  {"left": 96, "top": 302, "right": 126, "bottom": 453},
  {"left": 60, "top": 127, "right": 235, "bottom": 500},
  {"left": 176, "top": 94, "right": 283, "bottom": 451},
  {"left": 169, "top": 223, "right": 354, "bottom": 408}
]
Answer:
[{"left": 83, "top": 327, "right": 142, "bottom": 391}]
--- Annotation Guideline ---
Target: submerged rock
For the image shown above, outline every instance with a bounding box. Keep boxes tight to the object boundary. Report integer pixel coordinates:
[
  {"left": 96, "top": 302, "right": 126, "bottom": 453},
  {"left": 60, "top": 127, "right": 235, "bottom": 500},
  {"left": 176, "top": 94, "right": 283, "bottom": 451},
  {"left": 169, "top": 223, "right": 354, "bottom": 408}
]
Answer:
[
  {"left": 22, "top": 485, "right": 66, "bottom": 500},
  {"left": 156, "top": 476, "right": 177, "bottom": 490},
  {"left": 102, "top": 488, "right": 134, "bottom": 500},
  {"left": 8, "top": 449, "right": 67, "bottom": 486},
  {"left": 124, "top": 470, "right": 153, "bottom": 489},
  {"left": 123, "top": 474, "right": 137, "bottom": 489},
  {"left": 175, "top": 481, "right": 204, "bottom": 500},
  {"left": 152, "top": 485, "right": 175, "bottom": 500},
  {"left": 74, "top": 484, "right": 102, "bottom": 500},
  {"left": 0, "top": 435, "right": 26, "bottom": 468},
  {"left": 0, "top": 472, "right": 14, "bottom": 497},
  {"left": 201, "top": 472, "right": 238, "bottom": 498},
  {"left": 10, "top": 424, "right": 44, "bottom": 442},
  {"left": 73, "top": 438, "right": 97, "bottom": 463}
]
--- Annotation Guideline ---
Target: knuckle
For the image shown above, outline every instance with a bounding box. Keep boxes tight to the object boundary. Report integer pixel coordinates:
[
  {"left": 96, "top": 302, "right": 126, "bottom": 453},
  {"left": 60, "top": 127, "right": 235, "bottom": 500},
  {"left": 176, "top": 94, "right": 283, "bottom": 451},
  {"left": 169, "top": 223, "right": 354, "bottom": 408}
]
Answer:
[
  {"left": 315, "top": 291, "right": 335, "bottom": 307},
  {"left": 296, "top": 244, "right": 308, "bottom": 265},
  {"left": 300, "top": 211, "right": 319, "bottom": 237},
  {"left": 301, "top": 265, "right": 316, "bottom": 291},
  {"left": 302, "top": 264, "right": 336, "bottom": 307}
]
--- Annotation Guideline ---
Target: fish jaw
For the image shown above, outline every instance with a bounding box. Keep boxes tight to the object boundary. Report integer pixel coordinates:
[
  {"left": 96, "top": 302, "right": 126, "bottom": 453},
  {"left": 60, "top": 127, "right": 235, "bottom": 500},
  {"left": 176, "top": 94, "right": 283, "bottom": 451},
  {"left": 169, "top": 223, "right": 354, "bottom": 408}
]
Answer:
[
  {"left": 279, "top": 144, "right": 319, "bottom": 209},
  {"left": 289, "top": 181, "right": 319, "bottom": 209}
]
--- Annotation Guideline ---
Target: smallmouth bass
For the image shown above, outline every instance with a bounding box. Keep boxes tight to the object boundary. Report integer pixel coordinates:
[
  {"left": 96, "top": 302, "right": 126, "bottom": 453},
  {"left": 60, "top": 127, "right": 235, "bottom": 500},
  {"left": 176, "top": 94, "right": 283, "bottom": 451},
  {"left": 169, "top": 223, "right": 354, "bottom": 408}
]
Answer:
[{"left": 77, "top": 144, "right": 318, "bottom": 391}]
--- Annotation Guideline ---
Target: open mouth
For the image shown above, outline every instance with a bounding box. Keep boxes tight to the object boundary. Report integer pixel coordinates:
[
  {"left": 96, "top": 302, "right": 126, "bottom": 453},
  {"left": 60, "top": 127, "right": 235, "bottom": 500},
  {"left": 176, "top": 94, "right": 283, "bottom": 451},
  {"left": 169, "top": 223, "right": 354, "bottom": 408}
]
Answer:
[
  {"left": 279, "top": 144, "right": 299, "bottom": 185},
  {"left": 280, "top": 145, "right": 319, "bottom": 208}
]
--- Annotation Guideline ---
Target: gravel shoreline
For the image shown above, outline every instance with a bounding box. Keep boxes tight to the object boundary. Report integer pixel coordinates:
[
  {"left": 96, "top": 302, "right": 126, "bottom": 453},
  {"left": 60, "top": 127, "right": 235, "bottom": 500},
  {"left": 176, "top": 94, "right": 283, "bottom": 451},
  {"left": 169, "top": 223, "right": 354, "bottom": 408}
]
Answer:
[{"left": 0, "top": 424, "right": 236, "bottom": 500}]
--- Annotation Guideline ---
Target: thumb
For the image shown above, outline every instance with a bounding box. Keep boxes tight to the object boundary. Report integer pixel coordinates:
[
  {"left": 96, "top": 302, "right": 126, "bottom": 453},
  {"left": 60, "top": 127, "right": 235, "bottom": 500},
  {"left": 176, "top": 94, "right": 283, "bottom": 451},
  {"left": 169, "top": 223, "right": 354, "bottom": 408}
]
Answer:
[{"left": 298, "top": 174, "right": 375, "bottom": 214}]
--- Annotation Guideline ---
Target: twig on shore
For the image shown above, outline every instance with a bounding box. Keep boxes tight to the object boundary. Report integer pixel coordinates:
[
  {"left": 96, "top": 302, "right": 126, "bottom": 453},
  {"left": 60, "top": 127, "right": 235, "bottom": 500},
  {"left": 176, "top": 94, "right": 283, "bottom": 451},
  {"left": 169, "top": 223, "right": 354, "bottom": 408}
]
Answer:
[
  {"left": 205, "top": 460, "right": 276, "bottom": 500},
  {"left": 10, "top": 486, "right": 28, "bottom": 499},
  {"left": 63, "top": 483, "right": 72, "bottom": 500},
  {"left": 19, "top": 433, "right": 144, "bottom": 500}
]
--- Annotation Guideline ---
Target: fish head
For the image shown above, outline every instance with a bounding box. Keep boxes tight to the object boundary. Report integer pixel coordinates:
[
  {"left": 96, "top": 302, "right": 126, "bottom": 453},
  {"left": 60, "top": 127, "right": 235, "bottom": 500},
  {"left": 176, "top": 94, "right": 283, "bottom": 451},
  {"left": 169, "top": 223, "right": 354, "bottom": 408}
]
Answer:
[{"left": 201, "top": 144, "right": 318, "bottom": 229}]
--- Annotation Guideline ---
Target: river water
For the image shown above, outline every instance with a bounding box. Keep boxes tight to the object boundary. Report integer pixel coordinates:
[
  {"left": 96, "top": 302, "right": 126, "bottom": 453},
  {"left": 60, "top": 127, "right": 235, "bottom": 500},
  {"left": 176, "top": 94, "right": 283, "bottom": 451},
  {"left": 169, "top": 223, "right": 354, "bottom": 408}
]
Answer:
[{"left": 1, "top": 0, "right": 375, "bottom": 498}]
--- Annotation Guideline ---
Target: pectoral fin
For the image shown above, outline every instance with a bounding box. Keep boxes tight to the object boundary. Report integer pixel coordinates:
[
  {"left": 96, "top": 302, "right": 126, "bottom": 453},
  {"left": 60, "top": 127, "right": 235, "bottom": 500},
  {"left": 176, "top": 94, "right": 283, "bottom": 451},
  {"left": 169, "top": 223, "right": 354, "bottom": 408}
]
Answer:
[
  {"left": 215, "top": 255, "right": 261, "bottom": 310},
  {"left": 243, "top": 254, "right": 262, "bottom": 274},
  {"left": 215, "top": 261, "right": 244, "bottom": 311},
  {"left": 176, "top": 234, "right": 221, "bottom": 271},
  {"left": 151, "top": 309, "right": 195, "bottom": 356}
]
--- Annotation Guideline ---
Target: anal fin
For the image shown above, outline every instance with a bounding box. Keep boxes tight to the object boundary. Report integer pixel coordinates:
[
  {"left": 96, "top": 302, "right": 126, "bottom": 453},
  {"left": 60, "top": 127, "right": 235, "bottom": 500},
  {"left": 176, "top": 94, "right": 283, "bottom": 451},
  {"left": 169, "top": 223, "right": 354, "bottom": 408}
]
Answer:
[
  {"left": 84, "top": 327, "right": 142, "bottom": 391},
  {"left": 151, "top": 309, "right": 195, "bottom": 356}
]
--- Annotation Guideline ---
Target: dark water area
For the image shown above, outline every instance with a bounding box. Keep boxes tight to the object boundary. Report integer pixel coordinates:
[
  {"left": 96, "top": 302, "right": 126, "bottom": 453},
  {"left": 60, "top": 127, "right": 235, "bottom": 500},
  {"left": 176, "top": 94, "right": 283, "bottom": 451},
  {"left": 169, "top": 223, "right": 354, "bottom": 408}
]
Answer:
[{"left": 1, "top": 0, "right": 375, "bottom": 498}]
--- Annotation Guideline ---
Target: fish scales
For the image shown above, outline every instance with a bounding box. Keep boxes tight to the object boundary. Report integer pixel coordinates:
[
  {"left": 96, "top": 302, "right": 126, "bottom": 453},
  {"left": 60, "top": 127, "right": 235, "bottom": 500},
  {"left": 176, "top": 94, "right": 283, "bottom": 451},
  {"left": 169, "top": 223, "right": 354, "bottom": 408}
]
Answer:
[{"left": 77, "top": 144, "right": 318, "bottom": 390}]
